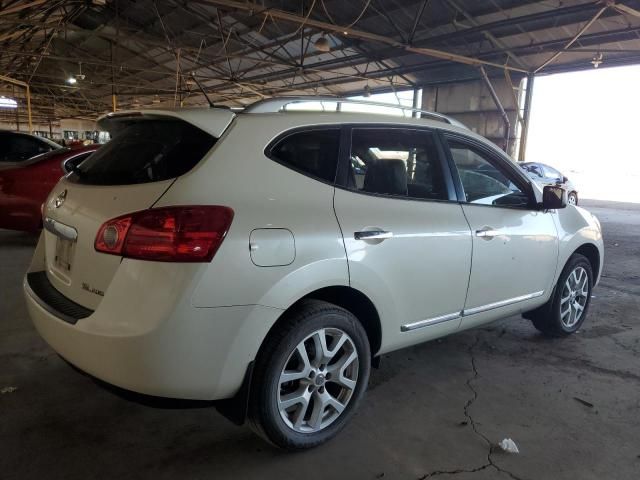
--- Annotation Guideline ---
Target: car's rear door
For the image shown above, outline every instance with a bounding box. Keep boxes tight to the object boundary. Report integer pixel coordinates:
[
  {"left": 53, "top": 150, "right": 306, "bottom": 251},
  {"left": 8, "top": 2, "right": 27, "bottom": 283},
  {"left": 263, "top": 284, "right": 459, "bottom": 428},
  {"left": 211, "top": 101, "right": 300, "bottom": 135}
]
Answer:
[
  {"left": 441, "top": 133, "right": 559, "bottom": 329},
  {"left": 41, "top": 110, "right": 235, "bottom": 309},
  {"left": 333, "top": 125, "right": 472, "bottom": 353}
]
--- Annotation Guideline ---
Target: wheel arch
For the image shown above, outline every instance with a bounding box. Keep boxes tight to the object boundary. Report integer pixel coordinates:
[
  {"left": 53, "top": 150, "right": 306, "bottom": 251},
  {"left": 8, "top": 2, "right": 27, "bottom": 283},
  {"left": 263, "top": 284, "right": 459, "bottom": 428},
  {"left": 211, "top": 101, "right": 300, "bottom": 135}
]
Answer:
[
  {"left": 220, "top": 286, "right": 382, "bottom": 427},
  {"left": 574, "top": 243, "right": 600, "bottom": 282},
  {"left": 265, "top": 286, "right": 383, "bottom": 358}
]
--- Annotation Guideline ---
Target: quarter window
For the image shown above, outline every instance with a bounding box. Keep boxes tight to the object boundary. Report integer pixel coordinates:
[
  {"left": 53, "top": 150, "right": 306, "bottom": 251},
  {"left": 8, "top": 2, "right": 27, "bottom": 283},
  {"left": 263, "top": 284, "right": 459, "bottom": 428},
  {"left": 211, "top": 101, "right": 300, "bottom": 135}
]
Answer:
[
  {"left": 348, "top": 128, "right": 447, "bottom": 200},
  {"left": 269, "top": 129, "right": 340, "bottom": 183},
  {"left": 446, "top": 139, "right": 530, "bottom": 208}
]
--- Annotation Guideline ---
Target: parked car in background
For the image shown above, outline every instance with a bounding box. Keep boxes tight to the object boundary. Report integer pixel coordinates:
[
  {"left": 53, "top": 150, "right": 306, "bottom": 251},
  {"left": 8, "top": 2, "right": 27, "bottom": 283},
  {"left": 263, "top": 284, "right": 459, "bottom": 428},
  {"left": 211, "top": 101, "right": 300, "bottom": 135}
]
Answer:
[
  {"left": 0, "top": 131, "right": 62, "bottom": 167},
  {"left": 520, "top": 162, "right": 579, "bottom": 205},
  {"left": 0, "top": 144, "right": 99, "bottom": 232},
  {"left": 24, "top": 98, "right": 603, "bottom": 450}
]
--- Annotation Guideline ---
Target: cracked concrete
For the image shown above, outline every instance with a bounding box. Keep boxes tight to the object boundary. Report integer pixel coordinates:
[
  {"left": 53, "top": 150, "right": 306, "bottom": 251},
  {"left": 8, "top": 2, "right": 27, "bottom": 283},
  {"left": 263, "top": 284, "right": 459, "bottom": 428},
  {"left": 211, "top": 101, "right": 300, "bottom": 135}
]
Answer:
[
  {"left": 1, "top": 199, "right": 639, "bottom": 480},
  {"left": 417, "top": 336, "right": 525, "bottom": 480}
]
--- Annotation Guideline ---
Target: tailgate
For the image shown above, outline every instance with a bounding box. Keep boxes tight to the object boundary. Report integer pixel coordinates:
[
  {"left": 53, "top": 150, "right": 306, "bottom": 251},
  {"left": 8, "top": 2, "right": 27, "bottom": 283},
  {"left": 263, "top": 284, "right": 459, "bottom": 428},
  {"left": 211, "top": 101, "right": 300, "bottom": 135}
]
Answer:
[
  {"left": 40, "top": 109, "right": 234, "bottom": 310},
  {"left": 43, "top": 179, "right": 174, "bottom": 309}
]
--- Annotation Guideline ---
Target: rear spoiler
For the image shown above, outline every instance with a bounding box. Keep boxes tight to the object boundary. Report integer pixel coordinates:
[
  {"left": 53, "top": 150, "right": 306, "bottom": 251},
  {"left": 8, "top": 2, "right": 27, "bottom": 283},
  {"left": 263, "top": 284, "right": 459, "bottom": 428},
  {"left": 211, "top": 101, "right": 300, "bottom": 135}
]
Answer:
[{"left": 97, "top": 108, "right": 236, "bottom": 138}]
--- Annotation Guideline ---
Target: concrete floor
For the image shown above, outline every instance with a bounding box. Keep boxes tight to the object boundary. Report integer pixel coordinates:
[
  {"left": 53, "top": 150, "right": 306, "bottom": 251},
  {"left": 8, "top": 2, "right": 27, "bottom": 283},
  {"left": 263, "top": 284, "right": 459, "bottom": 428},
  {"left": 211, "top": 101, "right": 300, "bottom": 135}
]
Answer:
[{"left": 1, "top": 199, "right": 639, "bottom": 480}]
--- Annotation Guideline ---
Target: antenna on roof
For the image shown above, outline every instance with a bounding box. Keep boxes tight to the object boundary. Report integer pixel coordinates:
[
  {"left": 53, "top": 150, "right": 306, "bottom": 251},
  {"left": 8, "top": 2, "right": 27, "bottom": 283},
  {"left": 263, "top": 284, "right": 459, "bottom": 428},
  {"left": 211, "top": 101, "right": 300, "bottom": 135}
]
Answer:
[{"left": 189, "top": 73, "right": 214, "bottom": 108}]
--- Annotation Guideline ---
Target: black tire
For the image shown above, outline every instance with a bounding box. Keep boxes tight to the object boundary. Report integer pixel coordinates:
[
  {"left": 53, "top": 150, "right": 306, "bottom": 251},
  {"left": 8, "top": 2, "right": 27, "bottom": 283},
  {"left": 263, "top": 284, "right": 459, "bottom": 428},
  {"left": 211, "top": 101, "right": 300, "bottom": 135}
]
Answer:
[
  {"left": 526, "top": 253, "right": 593, "bottom": 337},
  {"left": 248, "top": 299, "right": 371, "bottom": 450},
  {"left": 568, "top": 191, "right": 578, "bottom": 206}
]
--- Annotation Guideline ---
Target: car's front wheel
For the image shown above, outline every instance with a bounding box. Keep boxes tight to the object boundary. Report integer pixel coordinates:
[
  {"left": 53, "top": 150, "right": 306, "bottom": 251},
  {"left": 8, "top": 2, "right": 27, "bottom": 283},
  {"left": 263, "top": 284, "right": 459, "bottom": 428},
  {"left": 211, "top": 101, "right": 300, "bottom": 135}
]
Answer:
[
  {"left": 526, "top": 253, "right": 593, "bottom": 336},
  {"left": 248, "top": 300, "right": 371, "bottom": 449},
  {"left": 568, "top": 191, "right": 578, "bottom": 205}
]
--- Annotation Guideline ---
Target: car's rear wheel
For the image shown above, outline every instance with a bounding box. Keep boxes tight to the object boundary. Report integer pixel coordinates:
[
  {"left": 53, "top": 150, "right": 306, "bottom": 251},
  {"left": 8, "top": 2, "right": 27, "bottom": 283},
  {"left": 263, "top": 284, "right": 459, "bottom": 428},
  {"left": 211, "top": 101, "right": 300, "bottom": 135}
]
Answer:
[
  {"left": 527, "top": 253, "right": 593, "bottom": 336},
  {"left": 248, "top": 300, "right": 371, "bottom": 449},
  {"left": 568, "top": 191, "right": 578, "bottom": 205}
]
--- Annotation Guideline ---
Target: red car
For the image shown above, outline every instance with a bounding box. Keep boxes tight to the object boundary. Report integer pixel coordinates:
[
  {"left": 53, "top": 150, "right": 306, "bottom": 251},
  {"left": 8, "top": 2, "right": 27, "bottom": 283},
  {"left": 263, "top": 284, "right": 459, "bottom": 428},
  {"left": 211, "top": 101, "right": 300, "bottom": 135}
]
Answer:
[{"left": 0, "top": 145, "right": 100, "bottom": 232}]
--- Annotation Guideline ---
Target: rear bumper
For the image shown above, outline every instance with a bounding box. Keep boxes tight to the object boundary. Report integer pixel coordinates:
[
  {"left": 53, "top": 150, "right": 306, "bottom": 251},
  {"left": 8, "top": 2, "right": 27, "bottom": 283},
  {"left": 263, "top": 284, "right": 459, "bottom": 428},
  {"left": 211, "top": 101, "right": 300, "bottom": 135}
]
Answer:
[{"left": 24, "top": 268, "right": 282, "bottom": 401}]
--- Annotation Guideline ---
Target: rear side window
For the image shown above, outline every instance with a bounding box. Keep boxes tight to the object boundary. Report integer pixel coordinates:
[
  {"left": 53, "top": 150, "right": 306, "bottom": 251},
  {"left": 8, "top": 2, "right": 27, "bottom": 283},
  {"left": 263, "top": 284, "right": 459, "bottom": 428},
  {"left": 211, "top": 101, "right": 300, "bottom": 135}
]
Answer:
[
  {"left": 72, "top": 119, "right": 215, "bottom": 185},
  {"left": 348, "top": 128, "right": 448, "bottom": 201},
  {"left": 268, "top": 129, "right": 340, "bottom": 183}
]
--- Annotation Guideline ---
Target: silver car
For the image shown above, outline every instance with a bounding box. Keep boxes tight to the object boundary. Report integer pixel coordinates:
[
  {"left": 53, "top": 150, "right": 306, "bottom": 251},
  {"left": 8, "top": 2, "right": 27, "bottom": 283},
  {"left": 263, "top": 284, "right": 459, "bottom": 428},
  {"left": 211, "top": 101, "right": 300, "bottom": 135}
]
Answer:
[{"left": 520, "top": 162, "right": 578, "bottom": 205}]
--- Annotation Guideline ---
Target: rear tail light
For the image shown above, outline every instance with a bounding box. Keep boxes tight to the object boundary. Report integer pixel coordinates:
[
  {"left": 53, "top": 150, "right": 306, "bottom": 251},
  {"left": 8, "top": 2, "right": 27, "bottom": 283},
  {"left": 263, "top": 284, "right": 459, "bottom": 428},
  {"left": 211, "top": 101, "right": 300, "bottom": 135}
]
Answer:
[{"left": 95, "top": 206, "right": 234, "bottom": 262}]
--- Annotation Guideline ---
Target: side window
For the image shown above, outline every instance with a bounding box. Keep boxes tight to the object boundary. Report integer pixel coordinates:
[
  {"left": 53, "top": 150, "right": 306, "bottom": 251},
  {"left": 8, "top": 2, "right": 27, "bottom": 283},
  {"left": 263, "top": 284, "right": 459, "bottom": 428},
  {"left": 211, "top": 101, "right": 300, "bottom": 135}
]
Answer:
[
  {"left": 4, "top": 136, "right": 42, "bottom": 162},
  {"left": 543, "top": 165, "right": 562, "bottom": 181},
  {"left": 446, "top": 139, "right": 530, "bottom": 208},
  {"left": 269, "top": 129, "right": 340, "bottom": 183},
  {"left": 522, "top": 163, "right": 543, "bottom": 178},
  {"left": 0, "top": 137, "right": 10, "bottom": 162},
  {"left": 348, "top": 128, "right": 447, "bottom": 200}
]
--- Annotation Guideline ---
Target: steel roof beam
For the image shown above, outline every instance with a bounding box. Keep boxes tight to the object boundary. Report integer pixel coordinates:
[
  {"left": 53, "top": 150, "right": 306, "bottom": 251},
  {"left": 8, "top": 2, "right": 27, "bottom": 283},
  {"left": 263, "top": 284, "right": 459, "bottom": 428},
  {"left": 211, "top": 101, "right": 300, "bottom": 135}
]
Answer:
[
  {"left": 201, "top": 0, "right": 529, "bottom": 73},
  {"left": 413, "top": 2, "right": 607, "bottom": 47}
]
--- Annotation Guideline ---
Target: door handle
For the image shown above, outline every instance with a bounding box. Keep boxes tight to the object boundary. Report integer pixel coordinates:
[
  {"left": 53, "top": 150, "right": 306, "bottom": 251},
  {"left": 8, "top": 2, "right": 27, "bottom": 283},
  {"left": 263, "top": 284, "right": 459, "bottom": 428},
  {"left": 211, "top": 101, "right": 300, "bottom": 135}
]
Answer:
[
  {"left": 354, "top": 230, "right": 393, "bottom": 241},
  {"left": 475, "top": 227, "right": 500, "bottom": 239}
]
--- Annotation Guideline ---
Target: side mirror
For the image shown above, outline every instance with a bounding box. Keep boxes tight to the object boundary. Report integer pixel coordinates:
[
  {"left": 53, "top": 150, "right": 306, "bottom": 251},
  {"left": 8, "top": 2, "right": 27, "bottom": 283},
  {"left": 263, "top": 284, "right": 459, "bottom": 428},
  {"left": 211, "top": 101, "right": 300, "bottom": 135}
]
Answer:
[
  {"left": 562, "top": 175, "right": 569, "bottom": 183},
  {"left": 542, "top": 185, "right": 567, "bottom": 210}
]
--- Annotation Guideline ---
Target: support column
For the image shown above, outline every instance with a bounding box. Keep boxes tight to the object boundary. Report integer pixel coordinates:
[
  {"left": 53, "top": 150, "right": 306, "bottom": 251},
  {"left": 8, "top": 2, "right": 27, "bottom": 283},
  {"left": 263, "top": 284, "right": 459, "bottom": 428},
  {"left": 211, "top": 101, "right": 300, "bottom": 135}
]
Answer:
[
  {"left": 412, "top": 87, "right": 419, "bottom": 118},
  {"left": 518, "top": 73, "right": 535, "bottom": 162},
  {"left": 13, "top": 85, "right": 20, "bottom": 131},
  {"left": 479, "top": 66, "right": 510, "bottom": 153},
  {"left": 26, "top": 84, "right": 33, "bottom": 134}
]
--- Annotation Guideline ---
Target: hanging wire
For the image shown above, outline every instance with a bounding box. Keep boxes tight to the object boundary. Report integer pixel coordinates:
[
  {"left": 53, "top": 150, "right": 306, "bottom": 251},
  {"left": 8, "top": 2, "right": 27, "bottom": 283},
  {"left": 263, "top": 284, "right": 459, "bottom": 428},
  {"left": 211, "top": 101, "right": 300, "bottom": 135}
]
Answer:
[
  {"left": 320, "top": 0, "right": 373, "bottom": 28},
  {"left": 287, "top": 0, "right": 318, "bottom": 36}
]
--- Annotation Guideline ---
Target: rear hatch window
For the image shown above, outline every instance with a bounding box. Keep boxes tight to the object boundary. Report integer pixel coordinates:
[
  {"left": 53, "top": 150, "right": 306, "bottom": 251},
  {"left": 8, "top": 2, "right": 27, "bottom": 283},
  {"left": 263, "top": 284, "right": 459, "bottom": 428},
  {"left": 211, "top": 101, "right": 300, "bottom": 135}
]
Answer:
[{"left": 70, "top": 119, "right": 215, "bottom": 185}]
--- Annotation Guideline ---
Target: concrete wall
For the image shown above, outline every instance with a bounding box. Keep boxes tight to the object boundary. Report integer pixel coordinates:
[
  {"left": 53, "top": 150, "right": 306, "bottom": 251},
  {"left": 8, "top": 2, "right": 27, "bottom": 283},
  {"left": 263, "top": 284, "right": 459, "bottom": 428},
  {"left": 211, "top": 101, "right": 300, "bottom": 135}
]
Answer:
[{"left": 422, "top": 76, "right": 524, "bottom": 158}]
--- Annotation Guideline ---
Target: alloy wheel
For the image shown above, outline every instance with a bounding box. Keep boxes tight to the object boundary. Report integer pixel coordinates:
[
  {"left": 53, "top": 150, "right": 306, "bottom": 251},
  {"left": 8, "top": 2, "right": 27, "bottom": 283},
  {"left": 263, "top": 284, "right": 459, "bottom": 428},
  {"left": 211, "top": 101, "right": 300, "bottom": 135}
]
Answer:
[
  {"left": 278, "top": 328, "right": 359, "bottom": 433},
  {"left": 560, "top": 266, "right": 589, "bottom": 328}
]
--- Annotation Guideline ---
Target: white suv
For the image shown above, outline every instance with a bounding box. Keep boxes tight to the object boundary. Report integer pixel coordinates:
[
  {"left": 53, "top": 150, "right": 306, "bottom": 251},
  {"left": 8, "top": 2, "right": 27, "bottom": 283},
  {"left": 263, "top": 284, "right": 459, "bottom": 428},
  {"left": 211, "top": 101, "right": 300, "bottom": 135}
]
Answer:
[{"left": 24, "top": 97, "right": 603, "bottom": 449}]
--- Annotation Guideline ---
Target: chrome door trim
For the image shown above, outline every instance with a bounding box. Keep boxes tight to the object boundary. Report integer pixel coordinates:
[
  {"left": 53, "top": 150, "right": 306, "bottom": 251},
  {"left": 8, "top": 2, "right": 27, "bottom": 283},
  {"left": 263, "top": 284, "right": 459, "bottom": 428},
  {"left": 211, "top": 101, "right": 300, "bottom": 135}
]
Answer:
[
  {"left": 401, "top": 291, "right": 545, "bottom": 332},
  {"left": 462, "top": 291, "right": 544, "bottom": 316},
  {"left": 401, "top": 312, "right": 461, "bottom": 332},
  {"left": 43, "top": 217, "right": 78, "bottom": 242}
]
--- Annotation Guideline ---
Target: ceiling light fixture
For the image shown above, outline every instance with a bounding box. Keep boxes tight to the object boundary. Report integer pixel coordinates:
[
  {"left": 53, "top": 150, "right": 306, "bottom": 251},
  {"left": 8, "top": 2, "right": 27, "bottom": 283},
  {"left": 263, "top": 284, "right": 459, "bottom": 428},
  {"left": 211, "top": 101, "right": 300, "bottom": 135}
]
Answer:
[
  {"left": 66, "top": 77, "right": 77, "bottom": 85},
  {"left": 314, "top": 33, "right": 331, "bottom": 52},
  {"left": 591, "top": 52, "right": 603, "bottom": 68},
  {"left": 75, "top": 64, "right": 86, "bottom": 81}
]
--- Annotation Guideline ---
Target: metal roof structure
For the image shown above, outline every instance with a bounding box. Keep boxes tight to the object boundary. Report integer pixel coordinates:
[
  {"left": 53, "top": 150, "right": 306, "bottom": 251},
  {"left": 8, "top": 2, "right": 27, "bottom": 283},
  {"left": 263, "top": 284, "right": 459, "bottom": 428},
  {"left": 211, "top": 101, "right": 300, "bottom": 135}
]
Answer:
[{"left": 2, "top": 0, "right": 640, "bottom": 121}]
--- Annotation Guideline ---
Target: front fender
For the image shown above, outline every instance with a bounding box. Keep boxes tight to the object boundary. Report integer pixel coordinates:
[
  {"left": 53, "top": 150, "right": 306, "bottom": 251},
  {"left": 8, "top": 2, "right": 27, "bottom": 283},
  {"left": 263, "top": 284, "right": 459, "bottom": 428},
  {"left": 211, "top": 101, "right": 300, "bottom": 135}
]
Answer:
[{"left": 552, "top": 206, "right": 604, "bottom": 286}]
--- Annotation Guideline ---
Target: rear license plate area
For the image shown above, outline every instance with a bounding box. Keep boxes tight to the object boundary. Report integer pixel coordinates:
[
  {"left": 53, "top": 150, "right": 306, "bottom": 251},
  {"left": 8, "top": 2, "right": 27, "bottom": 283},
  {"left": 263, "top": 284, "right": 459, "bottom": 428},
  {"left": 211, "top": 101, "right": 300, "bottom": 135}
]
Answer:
[{"left": 54, "top": 237, "right": 74, "bottom": 272}]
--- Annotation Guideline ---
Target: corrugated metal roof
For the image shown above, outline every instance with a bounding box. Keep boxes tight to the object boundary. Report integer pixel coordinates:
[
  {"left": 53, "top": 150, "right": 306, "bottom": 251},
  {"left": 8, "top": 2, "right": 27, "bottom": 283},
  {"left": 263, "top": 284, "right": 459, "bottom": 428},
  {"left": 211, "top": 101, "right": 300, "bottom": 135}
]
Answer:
[{"left": 1, "top": 0, "right": 639, "bottom": 120}]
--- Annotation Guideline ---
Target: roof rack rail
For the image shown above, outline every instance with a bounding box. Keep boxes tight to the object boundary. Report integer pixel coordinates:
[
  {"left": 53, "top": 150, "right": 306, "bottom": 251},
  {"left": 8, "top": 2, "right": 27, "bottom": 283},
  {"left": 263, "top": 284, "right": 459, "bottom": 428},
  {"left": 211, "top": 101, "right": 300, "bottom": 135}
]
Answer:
[{"left": 243, "top": 96, "right": 467, "bottom": 129}]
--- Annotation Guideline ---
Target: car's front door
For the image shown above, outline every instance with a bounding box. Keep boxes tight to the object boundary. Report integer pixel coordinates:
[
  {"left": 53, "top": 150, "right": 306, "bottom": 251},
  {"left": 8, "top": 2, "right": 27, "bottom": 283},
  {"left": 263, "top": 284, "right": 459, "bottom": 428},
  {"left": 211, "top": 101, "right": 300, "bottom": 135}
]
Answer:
[
  {"left": 333, "top": 126, "right": 472, "bottom": 353},
  {"left": 442, "top": 134, "right": 559, "bottom": 329}
]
